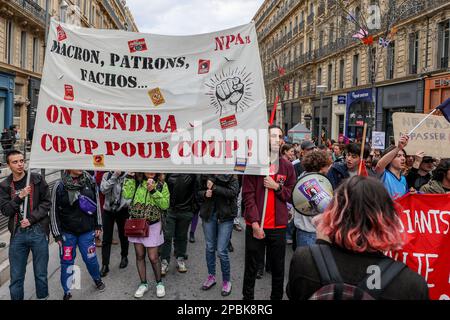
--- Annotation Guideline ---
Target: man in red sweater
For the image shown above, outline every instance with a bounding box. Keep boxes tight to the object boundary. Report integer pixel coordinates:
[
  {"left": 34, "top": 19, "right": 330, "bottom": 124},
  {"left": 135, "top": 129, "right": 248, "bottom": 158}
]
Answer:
[{"left": 242, "top": 125, "right": 296, "bottom": 300}]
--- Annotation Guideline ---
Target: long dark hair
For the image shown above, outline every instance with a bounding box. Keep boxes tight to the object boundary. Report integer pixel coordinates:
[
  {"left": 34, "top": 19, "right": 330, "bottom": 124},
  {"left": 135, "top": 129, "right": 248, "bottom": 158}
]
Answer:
[{"left": 314, "top": 176, "right": 404, "bottom": 253}]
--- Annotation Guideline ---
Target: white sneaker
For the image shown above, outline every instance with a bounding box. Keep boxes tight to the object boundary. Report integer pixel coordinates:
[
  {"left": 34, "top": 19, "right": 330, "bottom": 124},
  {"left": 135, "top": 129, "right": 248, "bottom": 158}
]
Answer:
[
  {"left": 156, "top": 282, "right": 165, "bottom": 298},
  {"left": 134, "top": 283, "right": 148, "bottom": 298},
  {"left": 176, "top": 258, "right": 187, "bottom": 273},
  {"left": 161, "top": 259, "right": 169, "bottom": 276}
]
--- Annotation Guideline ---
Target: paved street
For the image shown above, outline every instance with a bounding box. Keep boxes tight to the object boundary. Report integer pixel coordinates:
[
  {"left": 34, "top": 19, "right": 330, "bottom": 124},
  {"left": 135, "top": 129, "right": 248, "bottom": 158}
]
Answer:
[{"left": 0, "top": 219, "right": 294, "bottom": 300}]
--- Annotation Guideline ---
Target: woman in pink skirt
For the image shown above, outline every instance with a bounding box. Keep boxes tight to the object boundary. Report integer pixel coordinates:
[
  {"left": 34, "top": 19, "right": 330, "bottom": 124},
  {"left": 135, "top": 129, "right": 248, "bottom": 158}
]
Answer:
[{"left": 123, "top": 172, "right": 169, "bottom": 298}]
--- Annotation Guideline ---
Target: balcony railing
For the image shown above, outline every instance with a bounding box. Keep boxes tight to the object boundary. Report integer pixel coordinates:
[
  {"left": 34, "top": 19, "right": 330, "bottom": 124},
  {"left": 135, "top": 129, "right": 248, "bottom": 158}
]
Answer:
[
  {"left": 102, "top": 0, "right": 124, "bottom": 29},
  {"left": 439, "top": 57, "right": 449, "bottom": 69},
  {"left": 9, "top": 0, "right": 47, "bottom": 25}
]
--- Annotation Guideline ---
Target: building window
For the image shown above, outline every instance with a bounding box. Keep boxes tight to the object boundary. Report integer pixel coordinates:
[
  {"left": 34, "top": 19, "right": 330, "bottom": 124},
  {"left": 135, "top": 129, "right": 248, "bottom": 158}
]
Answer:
[
  {"left": 339, "top": 59, "right": 345, "bottom": 89},
  {"left": 60, "top": 2, "right": 67, "bottom": 23},
  {"left": 353, "top": 54, "right": 359, "bottom": 86},
  {"left": 317, "top": 67, "right": 322, "bottom": 85},
  {"left": 5, "top": 20, "right": 13, "bottom": 64},
  {"left": 319, "top": 30, "right": 324, "bottom": 48},
  {"left": 32, "top": 37, "right": 39, "bottom": 72},
  {"left": 354, "top": 7, "right": 361, "bottom": 30},
  {"left": 409, "top": 32, "right": 419, "bottom": 74},
  {"left": 329, "top": 24, "right": 334, "bottom": 44},
  {"left": 368, "top": 47, "right": 376, "bottom": 84},
  {"left": 90, "top": 5, "right": 94, "bottom": 25},
  {"left": 83, "top": 0, "right": 87, "bottom": 15},
  {"left": 309, "top": 37, "right": 313, "bottom": 52},
  {"left": 386, "top": 41, "right": 395, "bottom": 80},
  {"left": 20, "top": 31, "right": 27, "bottom": 69},
  {"left": 298, "top": 80, "right": 302, "bottom": 96},
  {"left": 300, "top": 42, "right": 304, "bottom": 54},
  {"left": 327, "top": 64, "right": 332, "bottom": 91},
  {"left": 437, "top": 20, "right": 449, "bottom": 69}
]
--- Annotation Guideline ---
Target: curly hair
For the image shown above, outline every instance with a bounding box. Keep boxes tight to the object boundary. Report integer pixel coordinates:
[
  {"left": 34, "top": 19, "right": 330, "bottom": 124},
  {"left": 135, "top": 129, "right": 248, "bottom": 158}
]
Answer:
[
  {"left": 314, "top": 176, "right": 404, "bottom": 253},
  {"left": 302, "top": 150, "right": 332, "bottom": 172}
]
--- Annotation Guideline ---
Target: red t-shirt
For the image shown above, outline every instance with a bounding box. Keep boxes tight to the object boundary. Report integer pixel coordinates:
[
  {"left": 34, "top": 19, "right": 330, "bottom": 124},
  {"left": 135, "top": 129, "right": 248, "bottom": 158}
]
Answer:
[{"left": 246, "top": 174, "right": 285, "bottom": 230}]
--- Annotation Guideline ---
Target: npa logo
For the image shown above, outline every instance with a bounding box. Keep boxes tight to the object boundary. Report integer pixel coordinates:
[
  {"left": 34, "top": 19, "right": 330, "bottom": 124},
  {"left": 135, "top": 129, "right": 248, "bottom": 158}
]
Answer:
[
  {"left": 57, "top": 25, "right": 67, "bottom": 42},
  {"left": 128, "top": 38, "right": 148, "bottom": 53},
  {"left": 198, "top": 59, "right": 210, "bottom": 74},
  {"left": 214, "top": 33, "right": 251, "bottom": 51}
]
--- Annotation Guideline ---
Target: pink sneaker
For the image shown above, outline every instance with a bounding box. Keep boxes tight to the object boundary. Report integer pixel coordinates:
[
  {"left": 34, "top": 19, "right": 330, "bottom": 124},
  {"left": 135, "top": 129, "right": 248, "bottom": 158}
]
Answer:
[
  {"left": 221, "top": 281, "right": 232, "bottom": 296},
  {"left": 201, "top": 275, "right": 216, "bottom": 290}
]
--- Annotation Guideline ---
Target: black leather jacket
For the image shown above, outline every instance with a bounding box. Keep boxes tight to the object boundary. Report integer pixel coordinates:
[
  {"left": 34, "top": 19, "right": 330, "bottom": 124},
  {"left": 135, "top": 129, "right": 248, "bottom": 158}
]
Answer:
[
  {"left": 166, "top": 173, "right": 199, "bottom": 213},
  {"left": 196, "top": 174, "right": 239, "bottom": 222}
]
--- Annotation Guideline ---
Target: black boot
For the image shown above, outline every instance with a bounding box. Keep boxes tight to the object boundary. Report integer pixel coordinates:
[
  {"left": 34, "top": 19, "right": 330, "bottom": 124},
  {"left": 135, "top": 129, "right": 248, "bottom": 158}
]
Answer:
[
  {"left": 100, "top": 265, "right": 109, "bottom": 277},
  {"left": 119, "top": 257, "right": 128, "bottom": 269}
]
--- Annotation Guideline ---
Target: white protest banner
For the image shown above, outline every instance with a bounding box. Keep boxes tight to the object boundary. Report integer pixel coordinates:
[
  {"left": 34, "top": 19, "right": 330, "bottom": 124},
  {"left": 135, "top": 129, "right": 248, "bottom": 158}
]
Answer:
[
  {"left": 371, "top": 131, "right": 385, "bottom": 150},
  {"left": 30, "top": 19, "right": 269, "bottom": 175},
  {"left": 393, "top": 112, "right": 450, "bottom": 159}
]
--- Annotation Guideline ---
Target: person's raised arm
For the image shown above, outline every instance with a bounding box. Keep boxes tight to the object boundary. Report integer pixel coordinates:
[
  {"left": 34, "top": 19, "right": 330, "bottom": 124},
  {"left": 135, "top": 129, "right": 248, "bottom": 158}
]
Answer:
[{"left": 375, "top": 135, "right": 409, "bottom": 174}]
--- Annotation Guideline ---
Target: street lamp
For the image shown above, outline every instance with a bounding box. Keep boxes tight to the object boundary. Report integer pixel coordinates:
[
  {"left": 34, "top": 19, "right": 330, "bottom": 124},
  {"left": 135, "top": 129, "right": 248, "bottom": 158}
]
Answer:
[{"left": 316, "top": 85, "right": 327, "bottom": 145}]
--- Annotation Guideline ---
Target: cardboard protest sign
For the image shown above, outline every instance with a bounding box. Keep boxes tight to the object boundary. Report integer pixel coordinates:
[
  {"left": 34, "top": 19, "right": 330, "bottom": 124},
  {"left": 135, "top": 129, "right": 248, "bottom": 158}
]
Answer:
[
  {"left": 387, "top": 194, "right": 450, "bottom": 300},
  {"left": 393, "top": 112, "right": 450, "bottom": 159},
  {"left": 30, "top": 19, "right": 269, "bottom": 174}
]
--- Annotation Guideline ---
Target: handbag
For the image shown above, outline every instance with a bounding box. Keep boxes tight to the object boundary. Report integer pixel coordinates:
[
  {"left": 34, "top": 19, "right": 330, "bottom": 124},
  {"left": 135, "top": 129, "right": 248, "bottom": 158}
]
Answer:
[
  {"left": 78, "top": 194, "right": 97, "bottom": 215},
  {"left": 124, "top": 218, "right": 149, "bottom": 237}
]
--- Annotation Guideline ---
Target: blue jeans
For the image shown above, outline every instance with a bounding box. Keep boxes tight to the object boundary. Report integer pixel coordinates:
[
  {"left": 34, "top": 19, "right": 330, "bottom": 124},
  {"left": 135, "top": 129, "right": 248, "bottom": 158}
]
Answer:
[
  {"left": 60, "top": 231, "right": 101, "bottom": 294},
  {"left": 9, "top": 224, "right": 49, "bottom": 300},
  {"left": 202, "top": 212, "right": 233, "bottom": 282},
  {"left": 296, "top": 229, "right": 316, "bottom": 248}
]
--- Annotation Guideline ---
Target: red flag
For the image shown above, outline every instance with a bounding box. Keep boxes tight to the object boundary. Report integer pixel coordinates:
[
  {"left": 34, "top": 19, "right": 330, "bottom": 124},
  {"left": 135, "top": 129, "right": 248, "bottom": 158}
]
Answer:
[
  {"left": 278, "top": 66, "right": 285, "bottom": 76},
  {"left": 284, "top": 83, "right": 290, "bottom": 92},
  {"left": 269, "top": 95, "right": 279, "bottom": 125},
  {"left": 358, "top": 159, "right": 368, "bottom": 176}
]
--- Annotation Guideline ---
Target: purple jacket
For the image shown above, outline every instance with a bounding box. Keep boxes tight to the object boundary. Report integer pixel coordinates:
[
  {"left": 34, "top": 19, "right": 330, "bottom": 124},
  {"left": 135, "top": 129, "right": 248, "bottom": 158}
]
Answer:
[{"left": 242, "top": 158, "right": 296, "bottom": 227}]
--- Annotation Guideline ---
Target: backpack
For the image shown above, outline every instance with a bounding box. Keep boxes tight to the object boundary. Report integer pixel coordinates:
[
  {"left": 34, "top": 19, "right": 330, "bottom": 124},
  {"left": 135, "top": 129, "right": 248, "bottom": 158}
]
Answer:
[{"left": 309, "top": 244, "right": 406, "bottom": 300}]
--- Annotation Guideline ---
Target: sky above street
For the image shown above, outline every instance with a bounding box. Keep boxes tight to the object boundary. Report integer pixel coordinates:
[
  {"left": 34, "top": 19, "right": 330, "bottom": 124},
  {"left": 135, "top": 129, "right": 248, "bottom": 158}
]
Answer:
[{"left": 126, "top": 0, "right": 265, "bottom": 35}]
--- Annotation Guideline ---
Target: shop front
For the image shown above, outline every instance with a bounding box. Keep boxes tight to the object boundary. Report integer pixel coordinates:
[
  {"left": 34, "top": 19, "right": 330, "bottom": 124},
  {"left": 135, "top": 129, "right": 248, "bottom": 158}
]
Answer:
[
  {"left": 346, "top": 89, "right": 374, "bottom": 142},
  {"left": 312, "top": 97, "right": 332, "bottom": 143},
  {"left": 376, "top": 80, "right": 423, "bottom": 146},
  {"left": 424, "top": 73, "right": 450, "bottom": 113},
  {"left": 0, "top": 72, "right": 15, "bottom": 131}
]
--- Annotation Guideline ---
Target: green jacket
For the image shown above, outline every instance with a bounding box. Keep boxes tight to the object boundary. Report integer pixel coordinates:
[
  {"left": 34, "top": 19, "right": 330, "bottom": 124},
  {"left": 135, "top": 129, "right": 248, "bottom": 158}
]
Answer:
[
  {"left": 123, "top": 178, "right": 170, "bottom": 211},
  {"left": 419, "top": 180, "right": 447, "bottom": 194}
]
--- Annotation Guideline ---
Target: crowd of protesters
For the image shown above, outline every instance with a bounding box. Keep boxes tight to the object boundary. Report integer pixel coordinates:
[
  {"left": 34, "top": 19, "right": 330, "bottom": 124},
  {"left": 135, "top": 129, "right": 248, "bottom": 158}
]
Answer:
[{"left": 0, "top": 126, "right": 448, "bottom": 300}]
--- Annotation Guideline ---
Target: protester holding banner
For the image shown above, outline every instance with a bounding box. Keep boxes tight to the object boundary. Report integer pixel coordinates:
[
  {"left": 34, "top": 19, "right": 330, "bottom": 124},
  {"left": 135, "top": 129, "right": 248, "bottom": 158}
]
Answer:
[
  {"left": 99, "top": 171, "right": 130, "bottom": 277},
  {"left": 406, "top": 151, "right": 435, "bottom": 191},
  {"left": 0, "top": 150, "right": 51, "bottom": 300},
  {"left": 197, "top": 174, "right": 239, "bottom": 296},
  {"left": 242, "top": 125, "right": 296, "bottom": 300},
  {"left": 293, "top": 150, "right": 332, "bottom": 248},
  {"left": 375, "top": 135, "right": 409, "bottom": 200},
  {"left": 327, "top": 143, "right": 369, "bottom": 189},
  {"left": 160, "top": 174, "right": 198, "bottom": 275},
  {"left": 50, "top": 170, "right": 105, "bottom": 300},
  {"left": 286, "top": 176, "right": 429, "bottom": 300},
  {"left": 420, "top": 159, "right": 450, "bottom": 194},
  {"left": 122, "top": 172, "right": 169, "bottom": 298}
]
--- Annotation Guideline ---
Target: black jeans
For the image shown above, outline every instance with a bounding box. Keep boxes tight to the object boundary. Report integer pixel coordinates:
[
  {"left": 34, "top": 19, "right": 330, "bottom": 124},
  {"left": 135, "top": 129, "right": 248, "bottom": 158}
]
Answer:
[
  {"left": 160, "top": 211, "right": 193, "bottom": 262},
  {"left": 243, "top": 226, "right": 286, "bottom": 300},
  {"left": 101, "top": 208, "right": 129, "bottom": 266}
]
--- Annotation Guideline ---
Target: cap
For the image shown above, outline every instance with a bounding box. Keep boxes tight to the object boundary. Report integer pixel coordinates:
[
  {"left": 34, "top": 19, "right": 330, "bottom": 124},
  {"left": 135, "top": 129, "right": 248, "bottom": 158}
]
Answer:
[{"left": 301, "top": 140, "right": 316, "bottom": 150}]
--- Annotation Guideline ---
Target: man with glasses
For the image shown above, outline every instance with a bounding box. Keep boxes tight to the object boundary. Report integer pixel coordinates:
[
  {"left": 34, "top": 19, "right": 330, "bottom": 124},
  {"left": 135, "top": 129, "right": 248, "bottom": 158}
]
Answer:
[{"left": 0, "top": 150, "right": 51, "bottom": 300}]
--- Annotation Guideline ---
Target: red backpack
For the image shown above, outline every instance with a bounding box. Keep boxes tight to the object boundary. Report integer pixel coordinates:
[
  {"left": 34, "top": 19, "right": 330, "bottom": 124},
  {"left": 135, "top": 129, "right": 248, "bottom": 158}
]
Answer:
[{"left": 309, "top": 244, "right": 406, "bottom": 300}]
